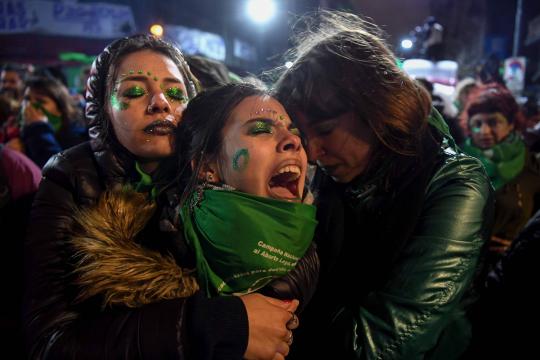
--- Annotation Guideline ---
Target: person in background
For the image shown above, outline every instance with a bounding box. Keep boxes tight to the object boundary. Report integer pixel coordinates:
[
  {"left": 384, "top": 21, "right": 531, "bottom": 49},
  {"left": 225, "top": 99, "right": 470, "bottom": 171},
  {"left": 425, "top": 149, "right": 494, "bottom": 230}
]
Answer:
[
  {"left": 0, "top": 94, "right": 20, "bottom": 143},
  {"left": 274, "top": 10, "right": 493, "bottom": 359},
  {"left": 23, "top": 34, "right": 297, "bottom": 360},
  {"left": 15, "top": 76, "right": 87, "bottom": 167},
  {"left": 464, "top": 208, "right": 540, "bottom": 358},
  {"left": 417, "top": 77, "right": 465, "bottom": 144},
  {"left": 186, "top": 55, "right": 235, "bottom": 88},
  {"left": 0, "top": 63, "right": 27, "bottom": 102},
  {"left": 461, "top": 84, "right": 540, "bottom": 266},
  {"left": 0, "top": 143, "right": 41, "bottom": 358}
]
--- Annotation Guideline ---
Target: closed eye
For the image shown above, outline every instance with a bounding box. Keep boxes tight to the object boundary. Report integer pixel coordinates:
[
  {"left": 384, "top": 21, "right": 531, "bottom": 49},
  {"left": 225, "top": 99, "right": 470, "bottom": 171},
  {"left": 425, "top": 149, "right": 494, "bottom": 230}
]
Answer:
[
  {"left": 122, "top": 85, "right": 146, "bottom": 98},
  {"left": 248, "top": 119, "right": 274, "bottom": 135}
]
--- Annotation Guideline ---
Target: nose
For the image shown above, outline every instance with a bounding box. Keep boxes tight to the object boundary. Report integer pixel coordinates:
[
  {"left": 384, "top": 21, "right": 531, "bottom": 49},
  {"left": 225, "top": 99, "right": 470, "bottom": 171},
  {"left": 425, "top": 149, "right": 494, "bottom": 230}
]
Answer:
[
  {"left": 479, "top": 122, "right": 491, "bottom": 135},
  {"left": 277, "top": 130, "right": 302, "bottom": 153},
  {"left": 147, "top": 92, "right": 171, "bottom": 114}
]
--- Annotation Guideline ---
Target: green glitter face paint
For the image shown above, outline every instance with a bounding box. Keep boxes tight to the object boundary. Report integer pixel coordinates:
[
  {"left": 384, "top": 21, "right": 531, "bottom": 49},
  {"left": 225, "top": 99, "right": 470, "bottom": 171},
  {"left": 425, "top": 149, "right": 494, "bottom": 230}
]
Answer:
[
  {"left": 111, "top": 93, "right": 129, "bottom": 111},
  {"left": 248, "top": 120, "right": 273, "bottom": 135},
  {"left": 122, "top": 85, "right": 146, "bottom": 98},
  {"left": 153, "top": 76, "right": 159, "bottom": 81},
  {"left": 137, "top": 70, "right": 143, "bottom": 74},
  {"left": 165, "top": 87, "right": 186, "bottom": 102},
  {"left": 147, "top": 71, "right": 151, "bottom": 76},
  {"left": 232, "top": 148, "right": 250, "bottom": 172},
  {"left": 128, "top": 70, "right": 134, "bottom": 75}
]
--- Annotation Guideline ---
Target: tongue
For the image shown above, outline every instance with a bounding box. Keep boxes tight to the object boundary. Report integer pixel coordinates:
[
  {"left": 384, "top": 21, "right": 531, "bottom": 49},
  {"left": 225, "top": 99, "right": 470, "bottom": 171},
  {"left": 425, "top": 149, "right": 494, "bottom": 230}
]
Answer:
[
  {"left": 270, "top": 185, "right": 297, "bottom": 199},
  {"left": 269, "top": 172, "right": 298, "bottom": 199}
]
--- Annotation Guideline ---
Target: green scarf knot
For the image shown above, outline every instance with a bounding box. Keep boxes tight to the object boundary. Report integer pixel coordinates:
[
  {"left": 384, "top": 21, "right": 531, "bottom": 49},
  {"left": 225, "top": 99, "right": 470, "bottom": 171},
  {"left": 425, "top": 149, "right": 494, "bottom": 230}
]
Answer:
[{"left": 133, "top": 162, "right": 157, "bottom": 199}]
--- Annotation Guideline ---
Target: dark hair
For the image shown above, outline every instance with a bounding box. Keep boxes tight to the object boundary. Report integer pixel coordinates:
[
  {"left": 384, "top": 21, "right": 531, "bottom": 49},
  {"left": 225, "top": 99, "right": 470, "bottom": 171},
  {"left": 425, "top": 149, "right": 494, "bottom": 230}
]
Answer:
[
  {"left": 461, "top": 83, "right": 524, "bottom": 135},
  {"left": 186, "top": 55, "right": 232, "bottom": 88},
  {"left": 176, "top": 82, "right": 267, "bottom": 204},
  {"left": 25, "top": 76, "right": 81, "bottom": 130},
  {"left": 273, "top": 10, "right": 432, "bottom": 159},
  {"left": 86, "top": 34, "right": 200, "bottom": 147},
  {"left": 1, "top": 63, "right": 26, "bottom": 79}
]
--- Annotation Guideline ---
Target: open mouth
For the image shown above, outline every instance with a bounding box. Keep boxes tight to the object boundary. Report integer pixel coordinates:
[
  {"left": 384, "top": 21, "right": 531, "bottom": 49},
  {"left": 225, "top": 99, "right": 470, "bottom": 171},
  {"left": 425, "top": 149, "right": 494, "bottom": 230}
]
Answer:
[{"left": 268, "top": 165, "right": 302, "bottom": 201}]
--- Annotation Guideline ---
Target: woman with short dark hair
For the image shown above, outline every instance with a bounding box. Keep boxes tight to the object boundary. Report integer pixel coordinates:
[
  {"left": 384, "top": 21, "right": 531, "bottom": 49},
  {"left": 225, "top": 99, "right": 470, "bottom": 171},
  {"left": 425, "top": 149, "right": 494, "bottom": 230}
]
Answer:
[{"left": 274, "top": 10, "right": 494, "bottom": 359}]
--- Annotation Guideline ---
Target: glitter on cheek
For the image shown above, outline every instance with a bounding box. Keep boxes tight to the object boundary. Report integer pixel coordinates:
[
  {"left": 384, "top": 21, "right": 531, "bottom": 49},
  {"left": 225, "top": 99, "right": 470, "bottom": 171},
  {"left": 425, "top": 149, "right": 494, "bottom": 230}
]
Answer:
[
  {"left": 111, "top": 93, "right": 129, "bottom": 111},
  {"left": 232, "top": 148, "right": 250, "bottom": 172}
]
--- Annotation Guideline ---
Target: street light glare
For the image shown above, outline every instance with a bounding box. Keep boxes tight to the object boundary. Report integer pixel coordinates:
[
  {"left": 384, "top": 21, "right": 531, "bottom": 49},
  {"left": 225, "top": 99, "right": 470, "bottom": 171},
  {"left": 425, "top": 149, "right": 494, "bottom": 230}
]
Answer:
[
  {"left": 150, "top": 24, "right": 164, "bottom": 37},
  {"left": 401, "top": 39, "right": 413, "bottom": 49},
  {"left": 246, "top": 0, "right": 276, "bottom": 24}
]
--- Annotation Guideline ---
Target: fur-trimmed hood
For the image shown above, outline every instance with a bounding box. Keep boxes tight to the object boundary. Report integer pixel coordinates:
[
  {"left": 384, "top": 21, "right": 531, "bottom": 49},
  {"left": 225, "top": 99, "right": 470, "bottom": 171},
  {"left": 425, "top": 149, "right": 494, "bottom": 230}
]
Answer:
[{"left": 70, "top": 188, "right": 198, "bottom": 308}]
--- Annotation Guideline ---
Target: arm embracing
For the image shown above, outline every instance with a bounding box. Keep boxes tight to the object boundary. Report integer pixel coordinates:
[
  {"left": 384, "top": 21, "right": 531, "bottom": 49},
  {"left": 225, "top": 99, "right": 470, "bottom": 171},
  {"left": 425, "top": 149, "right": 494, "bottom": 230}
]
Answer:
[{"left": 353, "top": 156, "right": 493, "bottom": 359}]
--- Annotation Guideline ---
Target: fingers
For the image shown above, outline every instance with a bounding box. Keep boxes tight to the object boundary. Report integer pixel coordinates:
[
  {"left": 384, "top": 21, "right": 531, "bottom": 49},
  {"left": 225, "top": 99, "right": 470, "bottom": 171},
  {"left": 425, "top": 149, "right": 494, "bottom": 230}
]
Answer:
[
  {"left": 22, "top": 103, "right": 47, "bottom": 124},
  {"left": 285, "top": 329, "right": 294, "bottom": 345},
  {"left": 275, "top": 339, "right": 290, "bottom": 357},
  {"left": 286, "top": 312, "right": 299, "bottom": 330},
  {"left": 263, "top": 296, "right": 299, "bottom": 310},
  {"left": 490, "top": 236, "right": 512, "bottom": 246}
]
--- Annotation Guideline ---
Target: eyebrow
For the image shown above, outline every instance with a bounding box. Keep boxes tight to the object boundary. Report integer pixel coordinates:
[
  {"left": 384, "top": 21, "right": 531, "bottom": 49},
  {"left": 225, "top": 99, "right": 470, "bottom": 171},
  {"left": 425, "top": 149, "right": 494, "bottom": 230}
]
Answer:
[{"left": 243, "top": 117, "right": 293, "bottom": 127}]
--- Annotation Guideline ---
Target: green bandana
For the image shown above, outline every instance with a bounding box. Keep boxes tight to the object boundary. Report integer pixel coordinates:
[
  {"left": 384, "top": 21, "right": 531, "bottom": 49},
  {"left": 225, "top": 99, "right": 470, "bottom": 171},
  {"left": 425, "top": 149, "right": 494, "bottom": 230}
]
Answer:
[
  {"left": 133, "top": 162, "right": 157, "bottom": 199},
  {"left": 32, "top": 102, "right": 62, "bottom": 133},
  {"left": 181, "top": 188, "right": 317, "bottom": 297},
  {"left": 461, "top": 132, "right": 525, "bottom": 190}
]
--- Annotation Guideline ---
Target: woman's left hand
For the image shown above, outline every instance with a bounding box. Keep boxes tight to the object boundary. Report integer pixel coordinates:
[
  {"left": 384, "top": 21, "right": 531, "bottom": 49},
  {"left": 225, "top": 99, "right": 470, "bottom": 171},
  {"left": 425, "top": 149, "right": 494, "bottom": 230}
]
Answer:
[{"left": 22, "top": 102, "right": 48, "bottom": 126}]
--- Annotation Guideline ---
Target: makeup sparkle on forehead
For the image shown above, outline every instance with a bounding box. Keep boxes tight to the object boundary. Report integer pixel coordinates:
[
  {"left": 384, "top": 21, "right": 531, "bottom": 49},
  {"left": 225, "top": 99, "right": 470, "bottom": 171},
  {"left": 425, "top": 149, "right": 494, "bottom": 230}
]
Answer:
[
  {"left": 129, "top": 70, "right": 134, "bottom": 75},
  {"left": 254, "top": 108, "right": 278, "bottom": 116},
  {"left": 232, "top": 148, "right": 250, "bottom": 172},
  {"left": 147, "top": 71, "right": 151, "bottom": 76},
  {"left": 137, "top": 70, "right": 143, "bottom": 74}
]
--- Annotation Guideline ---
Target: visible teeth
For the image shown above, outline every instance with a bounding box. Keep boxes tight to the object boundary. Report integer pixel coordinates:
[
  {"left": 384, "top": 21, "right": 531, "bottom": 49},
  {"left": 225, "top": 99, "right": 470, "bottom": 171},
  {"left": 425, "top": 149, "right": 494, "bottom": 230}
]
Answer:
[{"left": 277, "top": 165, "right": 301, "bottom": 175}]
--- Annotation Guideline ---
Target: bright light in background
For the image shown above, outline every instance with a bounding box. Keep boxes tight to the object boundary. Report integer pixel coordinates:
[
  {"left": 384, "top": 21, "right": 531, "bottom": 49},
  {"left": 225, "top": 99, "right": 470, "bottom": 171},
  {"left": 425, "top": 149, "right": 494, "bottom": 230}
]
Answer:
[
  {"left": 285, "top": 61, "right": 293, "bottom": 69},
  {"left": 401, "top": 39, "right": 413, "bottom": 49},
  {"left": 246, "top": 0, "right": 276, "bottom": 24},
  {"left": 150, "top": 24, "right": 164, "bottom": 37}
]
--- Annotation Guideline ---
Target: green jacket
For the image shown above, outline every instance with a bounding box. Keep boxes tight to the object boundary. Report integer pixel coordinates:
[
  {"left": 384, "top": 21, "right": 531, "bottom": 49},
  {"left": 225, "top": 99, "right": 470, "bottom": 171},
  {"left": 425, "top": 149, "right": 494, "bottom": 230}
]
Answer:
[{"left": 290, "top": 143, "right": 493, "bottom": 359}]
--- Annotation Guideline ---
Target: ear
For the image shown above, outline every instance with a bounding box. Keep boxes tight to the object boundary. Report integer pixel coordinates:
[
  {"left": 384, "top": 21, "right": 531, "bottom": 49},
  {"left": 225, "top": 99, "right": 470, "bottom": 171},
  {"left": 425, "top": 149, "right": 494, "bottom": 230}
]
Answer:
[{"left": 193, "top": 158, "right": 221, "bottom": 183}]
